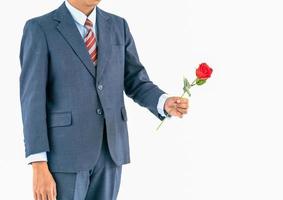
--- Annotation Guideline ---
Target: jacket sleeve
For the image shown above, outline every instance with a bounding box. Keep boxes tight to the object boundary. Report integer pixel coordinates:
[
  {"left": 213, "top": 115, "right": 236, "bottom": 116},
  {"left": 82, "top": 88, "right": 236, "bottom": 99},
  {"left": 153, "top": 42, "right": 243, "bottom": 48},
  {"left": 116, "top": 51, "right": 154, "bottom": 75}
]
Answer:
[
  {"left": 19, "top": 19, "right": 50, "bottom": 157},
  {"left": 123, "top": 19, "right": 166, "bottom": 121}
]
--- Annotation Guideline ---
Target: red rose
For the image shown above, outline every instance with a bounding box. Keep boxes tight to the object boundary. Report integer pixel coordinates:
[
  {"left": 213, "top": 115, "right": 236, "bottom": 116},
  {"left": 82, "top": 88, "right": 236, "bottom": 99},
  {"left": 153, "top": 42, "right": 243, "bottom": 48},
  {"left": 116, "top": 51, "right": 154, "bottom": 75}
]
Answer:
[
  {"left": 156, "top": 62, "right": 213, "bottom": 130},
  {"left": 196, "top": 63, "right": 213, "bottom": 80}
]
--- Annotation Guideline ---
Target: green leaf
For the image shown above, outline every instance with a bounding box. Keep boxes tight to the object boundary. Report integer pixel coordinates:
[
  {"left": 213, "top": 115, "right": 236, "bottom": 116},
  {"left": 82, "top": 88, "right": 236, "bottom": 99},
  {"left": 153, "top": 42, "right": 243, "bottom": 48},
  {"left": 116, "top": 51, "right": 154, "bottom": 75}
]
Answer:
[
  {"left": 186, "top": 90, "right": 191, "bottom": 97},
  {"left": 183, "top": 77, "right": 191, "bottom": 93},
  {"left": 196, "top": 78, "right": 207, "bottom": 86}
]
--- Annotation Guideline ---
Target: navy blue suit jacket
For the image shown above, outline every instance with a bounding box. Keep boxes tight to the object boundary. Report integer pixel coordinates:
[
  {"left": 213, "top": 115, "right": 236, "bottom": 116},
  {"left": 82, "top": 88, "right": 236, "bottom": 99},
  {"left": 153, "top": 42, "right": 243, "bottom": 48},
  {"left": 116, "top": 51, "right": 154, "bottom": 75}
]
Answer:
[{"left": 20, "top": 3, "right": 165, "bottom": 172}]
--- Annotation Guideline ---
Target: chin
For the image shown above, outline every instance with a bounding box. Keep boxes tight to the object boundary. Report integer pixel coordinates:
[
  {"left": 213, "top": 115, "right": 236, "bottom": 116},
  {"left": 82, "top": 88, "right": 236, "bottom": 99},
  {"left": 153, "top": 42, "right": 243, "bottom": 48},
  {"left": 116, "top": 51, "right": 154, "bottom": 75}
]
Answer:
[{"left": 86, "top": 0, "right": 101, "bottom": 6}]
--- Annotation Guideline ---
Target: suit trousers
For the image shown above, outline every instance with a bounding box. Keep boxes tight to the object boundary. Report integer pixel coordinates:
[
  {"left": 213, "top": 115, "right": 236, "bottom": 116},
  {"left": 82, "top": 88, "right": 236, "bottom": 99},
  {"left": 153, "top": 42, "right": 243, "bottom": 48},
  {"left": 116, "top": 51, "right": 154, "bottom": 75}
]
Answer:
[{"left": 51, "top": 121, "right": 123, "bottom": 200}]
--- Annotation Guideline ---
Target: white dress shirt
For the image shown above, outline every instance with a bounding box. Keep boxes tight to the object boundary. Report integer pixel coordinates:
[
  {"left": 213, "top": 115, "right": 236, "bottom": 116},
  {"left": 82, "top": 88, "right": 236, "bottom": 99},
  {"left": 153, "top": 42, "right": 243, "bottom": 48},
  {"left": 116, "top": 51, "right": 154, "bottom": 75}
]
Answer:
[{"left": 26, "top": 0, "right": 169, "bottom": 164}]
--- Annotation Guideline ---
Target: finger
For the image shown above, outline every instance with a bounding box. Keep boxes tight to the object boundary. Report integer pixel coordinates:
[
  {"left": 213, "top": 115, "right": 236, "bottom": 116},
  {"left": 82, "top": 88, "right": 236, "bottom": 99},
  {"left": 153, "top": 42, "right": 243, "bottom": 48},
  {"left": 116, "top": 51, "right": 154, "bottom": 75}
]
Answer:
[
  {"left": 53, "top": 185, "right": 57, "bottom": 200},
  {"left": 33, "top": 192, "right": 38, "bottom": 200},
  {"left": 37, "top": 193, "right": 42, "bottom": 200},
  {"left": 35, "top": 193, "right": 42, "bottom": 200},
  {"left": 52, "top": 185, "right": 57, "bottom": 200},
  {"left": 169, "top": 97, "right": 182, "bottom": 105},
  {"left": 176, "top": 98, "right": 188, "bottom": 104},
  {"left": 47, "top": 190, "right": 53, "bottom": 200},
  {"left": 176, "top": 103, "right": 188, "bottom": 109},
  {"left": 47, "top": 192, "right": 54, "bottom": 200},
  {"left": 41, "top": 193, "right": 47, "bottom": 200},
  {"left": 170, "top": 109, "right": 183, "bottom": 118},
  {"left": 176, "top": 107, "right": 188, "bottom": 114}
]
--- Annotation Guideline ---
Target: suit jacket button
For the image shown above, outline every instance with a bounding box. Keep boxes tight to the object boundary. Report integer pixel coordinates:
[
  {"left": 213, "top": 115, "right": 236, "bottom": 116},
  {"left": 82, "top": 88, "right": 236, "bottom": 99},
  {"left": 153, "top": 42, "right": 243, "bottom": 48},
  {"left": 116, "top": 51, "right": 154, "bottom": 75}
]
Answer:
[
  {"left": 96, "top": 108, "right": 103, "bottom": 115},
  {"left": 97, "top": 84, "right": 103, "bottom": 91}
]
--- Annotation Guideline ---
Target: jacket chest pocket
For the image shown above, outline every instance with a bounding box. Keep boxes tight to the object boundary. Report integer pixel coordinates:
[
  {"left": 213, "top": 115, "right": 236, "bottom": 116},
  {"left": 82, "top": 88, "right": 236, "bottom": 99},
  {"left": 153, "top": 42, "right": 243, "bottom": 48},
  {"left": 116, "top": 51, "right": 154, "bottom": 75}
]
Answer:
[{"left": 47, "top": 112, "right": 72, "bottom": 128}]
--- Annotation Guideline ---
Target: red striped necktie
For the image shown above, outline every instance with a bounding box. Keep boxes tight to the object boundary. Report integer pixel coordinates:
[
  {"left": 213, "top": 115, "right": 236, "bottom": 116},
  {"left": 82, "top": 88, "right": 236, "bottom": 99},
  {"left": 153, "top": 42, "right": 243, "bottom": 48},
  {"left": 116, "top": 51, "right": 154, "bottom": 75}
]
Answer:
[{"left": 84, "top": 18, "right": 97, "bottom": 65}]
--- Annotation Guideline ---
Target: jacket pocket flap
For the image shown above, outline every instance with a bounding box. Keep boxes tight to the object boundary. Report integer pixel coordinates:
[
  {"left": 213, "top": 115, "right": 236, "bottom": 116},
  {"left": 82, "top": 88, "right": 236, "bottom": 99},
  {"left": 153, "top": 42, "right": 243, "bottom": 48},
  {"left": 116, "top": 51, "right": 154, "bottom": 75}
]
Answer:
[
  {"left": 47, "top": 112, "right": 72, "bottom": 128},
  {"left": 121, "top": 107, "right": 128, "bottom": 121}
]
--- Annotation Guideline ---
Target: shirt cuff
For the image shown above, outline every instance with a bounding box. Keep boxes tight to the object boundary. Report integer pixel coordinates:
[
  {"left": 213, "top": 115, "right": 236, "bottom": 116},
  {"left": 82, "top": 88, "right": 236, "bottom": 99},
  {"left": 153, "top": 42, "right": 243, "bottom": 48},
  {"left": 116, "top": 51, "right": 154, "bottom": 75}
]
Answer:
[
  {"left": 157, "top": 93, "right": 170, "bottom": 117},
  {"left": 26, "top": 152, "right": 48, "bottom": 165}
]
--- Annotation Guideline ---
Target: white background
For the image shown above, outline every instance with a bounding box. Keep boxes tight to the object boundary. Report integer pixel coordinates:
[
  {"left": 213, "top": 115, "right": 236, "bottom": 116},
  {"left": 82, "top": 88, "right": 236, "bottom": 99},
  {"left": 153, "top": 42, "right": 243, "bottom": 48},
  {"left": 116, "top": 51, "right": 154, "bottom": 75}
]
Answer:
[{"left": 0, "top": 0, "right": 283, "bottom": 199}]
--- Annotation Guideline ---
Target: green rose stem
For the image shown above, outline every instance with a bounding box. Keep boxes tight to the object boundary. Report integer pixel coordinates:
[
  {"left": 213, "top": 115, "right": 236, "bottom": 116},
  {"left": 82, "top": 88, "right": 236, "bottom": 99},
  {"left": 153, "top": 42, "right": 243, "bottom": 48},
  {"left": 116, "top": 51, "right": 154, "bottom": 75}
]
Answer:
[{"left": 156, "top": 78, "right": 198, "bottom": 131}]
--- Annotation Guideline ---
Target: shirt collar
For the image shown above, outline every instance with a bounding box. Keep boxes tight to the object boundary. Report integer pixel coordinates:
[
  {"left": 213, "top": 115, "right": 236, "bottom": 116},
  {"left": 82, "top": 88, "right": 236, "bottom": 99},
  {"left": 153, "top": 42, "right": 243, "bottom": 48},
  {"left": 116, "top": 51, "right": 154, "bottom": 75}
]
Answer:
[{"left": 65, "top": 0, "right": 96, "bottom": 27}]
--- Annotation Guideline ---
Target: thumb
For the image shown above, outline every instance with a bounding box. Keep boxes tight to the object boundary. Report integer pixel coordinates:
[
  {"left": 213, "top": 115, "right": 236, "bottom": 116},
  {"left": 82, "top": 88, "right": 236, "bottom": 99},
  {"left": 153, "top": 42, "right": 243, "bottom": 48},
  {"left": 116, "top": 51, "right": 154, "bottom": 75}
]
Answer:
[{"left": 170, "top": 96, "right": 181, "bottom": 103}]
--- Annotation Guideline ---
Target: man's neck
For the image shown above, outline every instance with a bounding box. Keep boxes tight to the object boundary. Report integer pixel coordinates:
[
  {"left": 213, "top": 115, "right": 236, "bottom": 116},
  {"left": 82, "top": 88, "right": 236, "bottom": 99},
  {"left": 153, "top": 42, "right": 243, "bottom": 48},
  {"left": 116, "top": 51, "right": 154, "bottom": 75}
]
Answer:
[{"left": 67, "top": 0, "right": 95, "bottom": 16}]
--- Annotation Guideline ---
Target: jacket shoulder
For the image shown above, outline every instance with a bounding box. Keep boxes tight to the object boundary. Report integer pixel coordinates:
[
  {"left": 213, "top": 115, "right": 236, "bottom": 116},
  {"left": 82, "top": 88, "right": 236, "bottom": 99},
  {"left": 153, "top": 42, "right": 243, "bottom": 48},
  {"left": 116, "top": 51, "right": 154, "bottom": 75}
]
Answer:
[
  {"left": 24, "top": 8, "right": 57, "bottom": 28},
  {"left": 97, "top": 7, "right": 125, "bottom": 24}
]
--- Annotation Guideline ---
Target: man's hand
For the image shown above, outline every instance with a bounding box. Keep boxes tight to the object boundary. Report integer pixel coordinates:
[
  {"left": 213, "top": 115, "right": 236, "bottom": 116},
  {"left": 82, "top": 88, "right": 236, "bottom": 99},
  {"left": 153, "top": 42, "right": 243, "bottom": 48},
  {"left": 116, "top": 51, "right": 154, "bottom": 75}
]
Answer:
[
  {"left": 164, "top": 97, "right": 189, "bottom": 118},
  {"left": 32, "top": 162, "right": 57, "bottom": 200}
]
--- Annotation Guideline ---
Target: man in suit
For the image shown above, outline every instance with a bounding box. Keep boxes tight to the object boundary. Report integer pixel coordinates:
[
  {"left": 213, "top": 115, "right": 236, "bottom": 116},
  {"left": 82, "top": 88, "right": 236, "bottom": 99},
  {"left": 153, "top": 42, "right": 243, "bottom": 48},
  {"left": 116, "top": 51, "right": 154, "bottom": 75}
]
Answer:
[{"left": 19, "top": 0, "right": 189, "bottom": 199}]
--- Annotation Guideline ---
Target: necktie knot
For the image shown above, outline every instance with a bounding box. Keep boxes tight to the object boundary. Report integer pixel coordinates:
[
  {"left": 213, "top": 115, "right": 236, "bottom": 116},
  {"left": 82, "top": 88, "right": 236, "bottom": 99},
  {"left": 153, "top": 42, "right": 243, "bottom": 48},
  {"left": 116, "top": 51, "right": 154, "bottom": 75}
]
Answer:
[{"left": 85, "top": 18, "right": 93, "bottom": 30}]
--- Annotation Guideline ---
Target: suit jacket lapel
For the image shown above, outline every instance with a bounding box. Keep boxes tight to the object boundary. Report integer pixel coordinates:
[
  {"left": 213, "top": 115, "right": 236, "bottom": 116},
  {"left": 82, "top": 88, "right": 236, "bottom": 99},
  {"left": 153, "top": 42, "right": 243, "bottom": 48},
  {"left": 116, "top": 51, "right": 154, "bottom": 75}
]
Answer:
[
  {"left": 96, "top": 7, "right": 112, "bottom": 83},
  {"left": 53, "top": 3, "right": 96, "bottom": 78}
]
